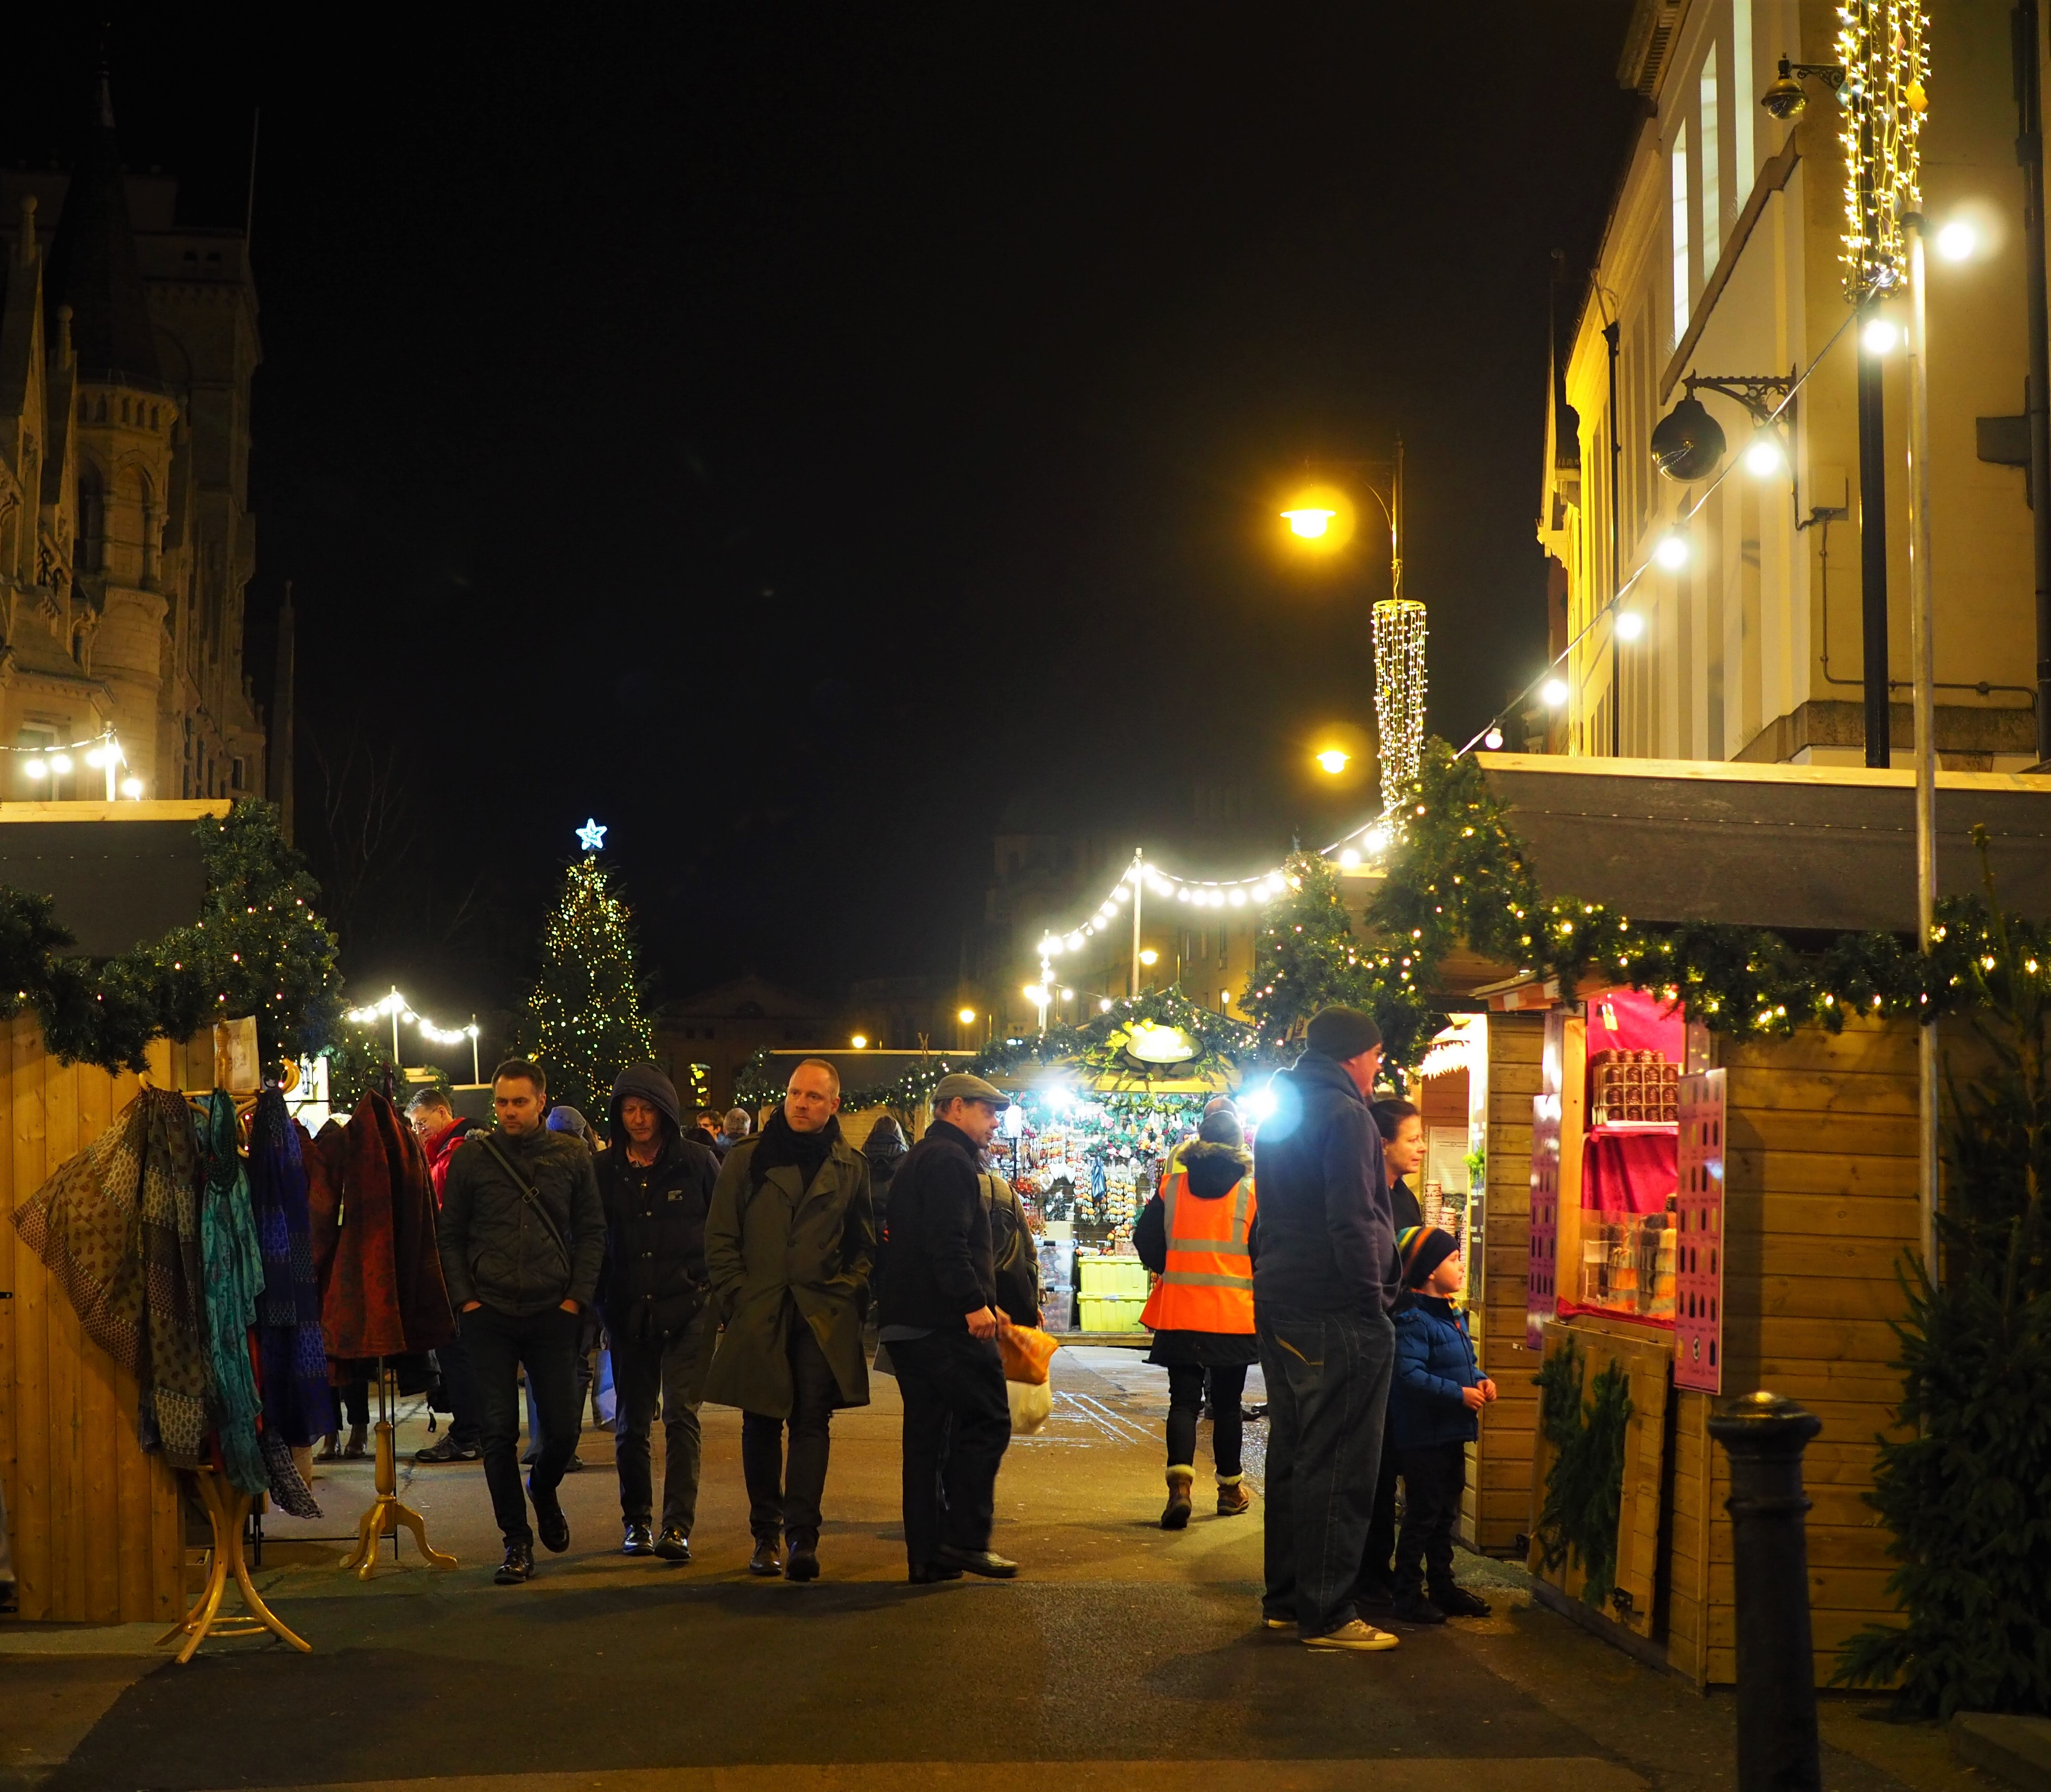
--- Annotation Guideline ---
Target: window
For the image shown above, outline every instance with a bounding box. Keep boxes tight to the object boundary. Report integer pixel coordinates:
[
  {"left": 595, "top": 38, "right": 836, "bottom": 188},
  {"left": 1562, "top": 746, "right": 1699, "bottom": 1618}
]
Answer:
[
  {"left": 1700, "top": 48, "right": 1721, "bottom": 273},
  {"left": 1671, "top": 123, "right": 1691, "bottom": 341},
  {"left": 1733, "top": 0, "right": 1755, "bottom": 190},
  {"left": 231, "top": 756, "right": 245, "bottom": 791},
  {"left": 76, "top": 469, "right": 105, "bottom": 574}
]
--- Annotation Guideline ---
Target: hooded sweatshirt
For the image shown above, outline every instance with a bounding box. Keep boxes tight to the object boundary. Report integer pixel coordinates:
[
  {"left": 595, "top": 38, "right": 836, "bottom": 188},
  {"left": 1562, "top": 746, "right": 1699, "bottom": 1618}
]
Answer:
[{"left": 596, "top": 1063, "right": 722, "bottom": 1344}]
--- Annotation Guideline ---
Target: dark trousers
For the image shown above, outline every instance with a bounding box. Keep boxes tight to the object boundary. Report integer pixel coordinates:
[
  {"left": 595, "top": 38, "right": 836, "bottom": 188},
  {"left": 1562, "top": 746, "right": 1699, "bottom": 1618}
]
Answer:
[
  {"left": 438, "top": 1333, "right": 482, "bottom": 1447},
  {"left": 1256, "top": 1303, "right": 1394, "bottom": 1639},
  {"left": 611, "top": 1310, "right": 707, "bottom": 1536},
  {"left": 1165, "top": 1363, "right": 1247, "bottom": 1478},
  {"left": 338, "top": 1378, "right": 369, "bottom": 1429},
  {"left": 891, "top": 1329, "right": 1011, "bottom": 1571},
  {"left": 1394, "top": 1440, "right": 1467, "bottom": 1597},
  {"left": 1358, "top": 1395, "right": 1401, "bottom": 1593},
  {"left": 739, "top": 1322, "right": 838, "bottom": 1545},
  {"left": 463, "top": 1303, "right": 582, "bottom": 1547}
]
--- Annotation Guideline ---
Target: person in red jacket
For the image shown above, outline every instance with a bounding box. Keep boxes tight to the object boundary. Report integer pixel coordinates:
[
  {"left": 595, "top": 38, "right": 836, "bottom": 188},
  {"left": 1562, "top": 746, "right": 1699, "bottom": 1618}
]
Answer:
[{"left": 408, "top": 1089, "right": 487, "bottom": 1463}]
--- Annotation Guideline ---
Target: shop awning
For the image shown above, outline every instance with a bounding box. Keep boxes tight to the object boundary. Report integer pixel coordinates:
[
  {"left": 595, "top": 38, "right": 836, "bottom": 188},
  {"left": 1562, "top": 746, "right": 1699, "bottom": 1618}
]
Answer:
[{"left": 1474, "top": 754, "right": 2051, "bottom": 932}]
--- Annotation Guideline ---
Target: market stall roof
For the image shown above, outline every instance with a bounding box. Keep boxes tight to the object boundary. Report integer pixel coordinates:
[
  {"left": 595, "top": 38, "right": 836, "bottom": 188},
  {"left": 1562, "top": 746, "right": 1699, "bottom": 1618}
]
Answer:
[
  {"left": 1472, "top": 754, "right": 2051, "bottom": 932},
  {"left": 0, "top": 801, "right": 231, "bottom": 956}
]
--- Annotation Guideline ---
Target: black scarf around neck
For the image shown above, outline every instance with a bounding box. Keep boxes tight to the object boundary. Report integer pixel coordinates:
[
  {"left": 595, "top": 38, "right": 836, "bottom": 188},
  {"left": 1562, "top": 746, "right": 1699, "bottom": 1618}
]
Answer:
[{"left": 750, "top": 1108, "right": 841, "bottom": 1191}]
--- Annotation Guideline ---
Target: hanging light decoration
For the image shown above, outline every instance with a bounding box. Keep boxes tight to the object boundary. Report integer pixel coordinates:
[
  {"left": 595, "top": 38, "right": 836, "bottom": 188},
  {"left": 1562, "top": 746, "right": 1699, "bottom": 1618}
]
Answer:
[
  {"left": 1838, "top": 1, "right": 1929, "bottom": 302},
  {"left": 1372, "top": 598, "right": 1428, "bottom": 817}
]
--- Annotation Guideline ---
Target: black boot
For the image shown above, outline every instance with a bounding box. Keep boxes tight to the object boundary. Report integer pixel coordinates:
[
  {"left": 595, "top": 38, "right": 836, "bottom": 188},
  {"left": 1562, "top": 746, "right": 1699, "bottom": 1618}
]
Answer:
[
  {"left": 1431, "top": 1582, "right": 1492, "bottom": 1618},
  {"left": 622, "top": 1521, "right": 654, "bottom": 1557},
  {"left": 494, "top": 1543, "right": 535, "bottom": 1584},
  {"left": 748, "top": 1536, "right": 783, "bottom": 1577}
]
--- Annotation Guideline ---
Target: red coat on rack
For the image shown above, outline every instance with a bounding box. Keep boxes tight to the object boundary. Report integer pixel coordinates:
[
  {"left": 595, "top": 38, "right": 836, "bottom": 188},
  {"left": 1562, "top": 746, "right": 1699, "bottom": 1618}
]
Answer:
[{"left": 305, "top": 1091, "right": 457, "bottom": 1364}]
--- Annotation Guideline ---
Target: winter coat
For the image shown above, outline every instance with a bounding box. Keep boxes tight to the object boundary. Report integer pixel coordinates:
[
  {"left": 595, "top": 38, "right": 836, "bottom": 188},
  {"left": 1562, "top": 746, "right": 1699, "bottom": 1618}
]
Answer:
[
  {"left": 1135, "top": 1139, "right": 1261, "bottom": 1368},
  {"left": 875, "top": 1119, "right": 997, "bottom": 1333},
  {"left": 1389, "top": 1293, "right": 1481, "bottom": 1450},
  {"left": 423, "top": 1115, "right": 484, "bottom": 1205},
  {"left": 1248, "top": 1051, "right": 1395, "bottom": 1317},
  {"left": 980, "top": 1168, "right": 1041, "bottom": 1326},
  {"left": 597, "top": 1127, "right": 721, "bottom": 1351},
  {"left": 310, "top": 1091, "right": 458, "bottom": 1362},
  {"left": 438, "top": 1124, "right": 606, "bottom": 1319},
  {"left": 703, "top": 1131, "right": 874, "bottom": 1416}
]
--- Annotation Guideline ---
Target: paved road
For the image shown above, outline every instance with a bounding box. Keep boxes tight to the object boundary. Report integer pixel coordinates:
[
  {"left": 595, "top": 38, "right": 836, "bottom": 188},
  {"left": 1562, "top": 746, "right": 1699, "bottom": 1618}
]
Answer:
[{"left": 0, "top": 1351, "right": 1974, "bottom": 1792}]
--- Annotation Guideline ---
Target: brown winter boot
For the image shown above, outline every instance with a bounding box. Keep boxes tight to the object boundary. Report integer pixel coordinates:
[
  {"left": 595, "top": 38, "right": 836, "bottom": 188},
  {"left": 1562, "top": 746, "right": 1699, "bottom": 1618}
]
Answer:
[
  {"left": 1216, "top": 1475, "right": 1251, "bottom": 1517},
  {"left": 1160, "top": 1466, "right": 1195, "bottom": 1530}
]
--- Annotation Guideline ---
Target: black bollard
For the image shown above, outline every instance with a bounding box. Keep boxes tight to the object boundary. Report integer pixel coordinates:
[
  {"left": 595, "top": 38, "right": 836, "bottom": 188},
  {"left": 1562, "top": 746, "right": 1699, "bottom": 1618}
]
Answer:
[{"left": 1707, "top": 1391, "right": 1823, "bottom": 1792}]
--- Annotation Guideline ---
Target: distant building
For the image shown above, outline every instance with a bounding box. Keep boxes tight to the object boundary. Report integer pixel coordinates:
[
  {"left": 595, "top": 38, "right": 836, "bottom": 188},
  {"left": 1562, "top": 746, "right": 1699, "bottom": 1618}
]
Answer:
[
  {"left": 653, "top": 974, "right": 827, "bottom": 1111},
  {"left": 0, "top": 74, "right": 270, "bottom": 805},
  {"left": 1540, "top": 1, "right": 2041, "bottom": 771}
]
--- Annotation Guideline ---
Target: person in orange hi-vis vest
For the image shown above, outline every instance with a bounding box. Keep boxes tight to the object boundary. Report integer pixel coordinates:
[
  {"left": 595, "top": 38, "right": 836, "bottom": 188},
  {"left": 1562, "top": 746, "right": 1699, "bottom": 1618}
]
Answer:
[{"left": 1135, "top": 1106, "right": 1257, "bottom": 1529}]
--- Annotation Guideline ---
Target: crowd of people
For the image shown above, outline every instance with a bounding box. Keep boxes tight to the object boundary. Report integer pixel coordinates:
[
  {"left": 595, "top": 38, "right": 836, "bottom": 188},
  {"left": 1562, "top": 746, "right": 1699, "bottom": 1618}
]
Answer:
[{"left": 405, "top": 1012, "right": 1495, "bottom": 1645}]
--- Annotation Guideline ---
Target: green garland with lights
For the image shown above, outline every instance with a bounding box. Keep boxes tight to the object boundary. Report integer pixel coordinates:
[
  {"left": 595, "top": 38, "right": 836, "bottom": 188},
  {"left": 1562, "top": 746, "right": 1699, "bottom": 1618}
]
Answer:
[
  {"left": 0, "top": 800, "right": 341, "bottom": 1074},
  {"left": 1357, "top": 739, "right": 2040, "bottom": 1044}
]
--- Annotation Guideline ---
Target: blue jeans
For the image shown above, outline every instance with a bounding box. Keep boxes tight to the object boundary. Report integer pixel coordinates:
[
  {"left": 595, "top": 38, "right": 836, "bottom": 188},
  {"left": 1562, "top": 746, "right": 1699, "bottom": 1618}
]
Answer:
[{"left": 1256, "top": 1303, "right": 1395, "bottom": 1638}]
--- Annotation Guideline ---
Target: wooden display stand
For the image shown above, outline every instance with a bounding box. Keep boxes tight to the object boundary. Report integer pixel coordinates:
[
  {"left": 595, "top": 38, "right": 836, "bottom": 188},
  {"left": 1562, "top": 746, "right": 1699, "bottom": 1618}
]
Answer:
[
  {"left": 158, "top": 1468, "right": 310, "bottom": 1663},
  {"left": 339, "top": 1366, "right": 457, "bottom": 1579}
]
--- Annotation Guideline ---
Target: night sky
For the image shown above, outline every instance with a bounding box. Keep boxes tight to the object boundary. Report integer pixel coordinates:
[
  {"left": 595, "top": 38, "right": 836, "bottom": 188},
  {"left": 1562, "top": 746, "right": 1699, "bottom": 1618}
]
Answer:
[{"left": 3, "top": 7, "right": 1638, "bottom": 1037}]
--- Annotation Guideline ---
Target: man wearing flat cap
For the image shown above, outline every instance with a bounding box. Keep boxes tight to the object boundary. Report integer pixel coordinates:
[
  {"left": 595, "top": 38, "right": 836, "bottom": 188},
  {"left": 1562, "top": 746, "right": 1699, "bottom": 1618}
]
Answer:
[
  {"left": 1251, "top": 1005, "right": 1402, "bottom": 1653},
  {"left": 875, "top": 1072, "right": 1018, "bottom": 1583}
]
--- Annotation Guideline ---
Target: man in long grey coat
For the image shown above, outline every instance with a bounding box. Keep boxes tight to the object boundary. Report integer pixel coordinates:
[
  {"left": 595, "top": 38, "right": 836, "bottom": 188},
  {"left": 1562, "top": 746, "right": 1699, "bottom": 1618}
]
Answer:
[{"left": 703, "top": 1057, "right": 873, "bottom": 1583}]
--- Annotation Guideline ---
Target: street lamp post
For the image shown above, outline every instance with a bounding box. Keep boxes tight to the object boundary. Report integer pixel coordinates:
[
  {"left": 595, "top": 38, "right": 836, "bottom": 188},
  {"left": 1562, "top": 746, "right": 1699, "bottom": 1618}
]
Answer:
[{"left": 1904, "top": 212, "right": 1940, "bottom": 1279}]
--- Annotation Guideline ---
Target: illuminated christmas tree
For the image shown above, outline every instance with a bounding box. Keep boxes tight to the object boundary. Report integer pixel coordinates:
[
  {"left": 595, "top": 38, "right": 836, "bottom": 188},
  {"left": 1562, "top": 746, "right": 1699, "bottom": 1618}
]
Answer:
[
  {"left": 521, "top": 851, "right": 654, "bottom": 1118},
  {"left": 1241, "top": 851, "right": 1376, "bottom": 1053}
]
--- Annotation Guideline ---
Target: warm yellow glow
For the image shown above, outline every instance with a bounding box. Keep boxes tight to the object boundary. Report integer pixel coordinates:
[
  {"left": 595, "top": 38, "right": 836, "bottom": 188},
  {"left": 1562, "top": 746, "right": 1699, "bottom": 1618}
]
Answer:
[
  {"left": 1315, "top": 748, "right": 1351, "bottom": 775},
  {"left": 850, "top": 1034, "right": 868, "bottom": 1048},
  {"left": 957, "top": 1007, "right": 976, "bottom": 1025},
  {"left": 1138, "top": 948, "right": 1159, "bottom": 966},
  {"left": 1277, "top": 483, "right": 1356, "bottom": 555}
]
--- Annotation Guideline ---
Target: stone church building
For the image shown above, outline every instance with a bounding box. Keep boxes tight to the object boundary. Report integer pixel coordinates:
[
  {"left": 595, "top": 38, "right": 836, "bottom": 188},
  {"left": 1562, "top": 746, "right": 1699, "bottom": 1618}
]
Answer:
[{"left": 0, "top": 76, "right": 271, "bottom": 805}]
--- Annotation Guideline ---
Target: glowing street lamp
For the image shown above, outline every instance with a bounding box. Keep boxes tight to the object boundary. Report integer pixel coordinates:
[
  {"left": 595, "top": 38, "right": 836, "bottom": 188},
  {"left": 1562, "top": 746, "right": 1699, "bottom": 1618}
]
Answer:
[
  {"left": 1282, "top": 506, "right": 1337, "bottom": 539},
  {"left": 1314, "top": 747, "right": 1350, "bottom": 775},
  {"left": 1615, "top": 610, "right": 1646, "bottom": 642}
]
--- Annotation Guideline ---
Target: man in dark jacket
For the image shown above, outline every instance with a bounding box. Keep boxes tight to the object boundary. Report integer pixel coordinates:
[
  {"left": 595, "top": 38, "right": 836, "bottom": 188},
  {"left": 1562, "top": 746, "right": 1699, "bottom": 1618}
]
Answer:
[
  {"left": 439, "top": 1058, "right": 607, "bottom": 1585},
  {"left": 1251, "top": 1007, "right": 1400, "bottom": 1651},
  {"left": 704, "top": 1059, "right": 873, "bottom": 1583},
  {"left": 598, "top": 1063, "right": 720, "bottom": 1563},
  {"left": 876, "top": 1072, "right": 1016, "bottom": 1584}
]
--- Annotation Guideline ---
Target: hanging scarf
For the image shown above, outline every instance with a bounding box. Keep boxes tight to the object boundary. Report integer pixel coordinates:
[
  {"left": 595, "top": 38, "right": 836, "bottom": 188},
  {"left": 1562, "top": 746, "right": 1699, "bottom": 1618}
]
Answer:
[
  {"left": 248, "top": 1090, "right": 334, "bottom": 1448},
  {"left": 198, "top": 1091, "right": 268, "bottom": 1497},
  {"left": 12, "top": 1087, "right": 210, "bottom": 1467}
]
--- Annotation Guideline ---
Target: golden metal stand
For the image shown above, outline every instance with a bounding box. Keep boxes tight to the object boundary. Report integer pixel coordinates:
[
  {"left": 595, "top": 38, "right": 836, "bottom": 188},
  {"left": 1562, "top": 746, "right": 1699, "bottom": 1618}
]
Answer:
[
  {"left": 159, "top": 1469, "right": 312, "bottom": 1663},
  {"left": 339, "top": 1364, "right": 457, "bottom": 1580}
]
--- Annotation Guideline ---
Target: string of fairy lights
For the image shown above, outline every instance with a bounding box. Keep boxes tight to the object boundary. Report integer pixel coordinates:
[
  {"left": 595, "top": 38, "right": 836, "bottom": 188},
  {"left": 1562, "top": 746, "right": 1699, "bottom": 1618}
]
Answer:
[{"left": 1838, "top": 0, "right": 1927, "bottom": 303}]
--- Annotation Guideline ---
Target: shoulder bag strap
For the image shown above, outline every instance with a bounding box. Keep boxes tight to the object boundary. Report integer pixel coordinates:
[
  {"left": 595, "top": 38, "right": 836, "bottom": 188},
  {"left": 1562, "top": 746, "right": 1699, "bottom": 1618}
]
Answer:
[{"left": 477, "top": 1135, "right": 572, "bottom": 1267}]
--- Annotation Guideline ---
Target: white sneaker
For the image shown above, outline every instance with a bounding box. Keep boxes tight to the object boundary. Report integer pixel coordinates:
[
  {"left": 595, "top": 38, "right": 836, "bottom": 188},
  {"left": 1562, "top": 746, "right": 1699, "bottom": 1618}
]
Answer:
[{"left": 1303, "top": 1618, "right": 1400, "bottom": 1652}]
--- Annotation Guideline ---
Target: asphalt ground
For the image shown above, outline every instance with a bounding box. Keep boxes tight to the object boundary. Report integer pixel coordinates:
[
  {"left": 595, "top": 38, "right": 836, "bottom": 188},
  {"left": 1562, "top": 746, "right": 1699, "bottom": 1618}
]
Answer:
[{"left": 0, "top": 1350, "right": 1979, "bottom": 1792}]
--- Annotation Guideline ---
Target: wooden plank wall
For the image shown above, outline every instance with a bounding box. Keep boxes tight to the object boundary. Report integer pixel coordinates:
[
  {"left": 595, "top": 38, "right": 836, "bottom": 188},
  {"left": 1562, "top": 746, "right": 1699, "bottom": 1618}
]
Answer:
[
  {"left": 1666, "top": 1017, "right": 1917, "bottom": 1686},
  {"left": 1466, "top": 1012, "right": 1543, "bottom": 1553},
  {"left": 1, "top": 1021, "right": 185, "bottom": 1622}
]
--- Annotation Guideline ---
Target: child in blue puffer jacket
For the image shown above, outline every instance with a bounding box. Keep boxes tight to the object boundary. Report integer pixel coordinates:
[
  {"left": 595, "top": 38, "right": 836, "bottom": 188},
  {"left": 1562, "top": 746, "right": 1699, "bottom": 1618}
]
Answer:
[{"left": 1387, "top": 1226, "right": 1497, "bottom": 1625}]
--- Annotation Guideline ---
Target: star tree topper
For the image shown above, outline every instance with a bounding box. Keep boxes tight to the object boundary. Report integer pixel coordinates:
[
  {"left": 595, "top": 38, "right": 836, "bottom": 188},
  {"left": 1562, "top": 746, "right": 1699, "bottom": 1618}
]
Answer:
[{"left": 575, "top": 818, "right": 607, "bottom": 852}]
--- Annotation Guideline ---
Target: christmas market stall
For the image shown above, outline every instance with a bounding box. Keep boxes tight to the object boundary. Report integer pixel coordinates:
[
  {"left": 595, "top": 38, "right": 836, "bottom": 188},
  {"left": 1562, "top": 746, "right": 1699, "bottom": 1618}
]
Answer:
[
  {"left": 0, "top": 801, "right": 342, "bottom": 1632},
  {"left": 1380, "top": 747, "right": 2051, "bottom": 1690}
]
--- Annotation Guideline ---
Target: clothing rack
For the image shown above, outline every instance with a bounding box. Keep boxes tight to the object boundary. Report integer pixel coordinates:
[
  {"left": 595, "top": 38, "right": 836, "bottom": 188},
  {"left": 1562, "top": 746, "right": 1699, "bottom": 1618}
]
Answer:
[
  {"left": 159, "top": 1467, "right": 311, "bottom": 1663},
  {"left": 339, "top": 1359, "right": 457, "bottom": 1580}
]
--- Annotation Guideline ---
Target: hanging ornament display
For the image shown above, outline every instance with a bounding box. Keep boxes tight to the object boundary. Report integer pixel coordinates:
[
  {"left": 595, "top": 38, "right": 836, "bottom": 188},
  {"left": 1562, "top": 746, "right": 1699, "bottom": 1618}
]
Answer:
[
  {"left": 1838, "top": 0, "right": 1929, "bottom": 300},
  {"left": 1372, "top": 597, "right": 1428, "bottom": 819}
]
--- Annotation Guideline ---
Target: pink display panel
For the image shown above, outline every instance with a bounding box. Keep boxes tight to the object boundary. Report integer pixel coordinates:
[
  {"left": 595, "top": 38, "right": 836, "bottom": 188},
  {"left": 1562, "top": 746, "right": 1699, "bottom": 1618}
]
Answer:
[
  {"left": 1526, "top": 1091, "right": 1563, "bottom": 1351},
  {"left": 1673, "top": 1067, "right": 1726, "bottom": 1393}
]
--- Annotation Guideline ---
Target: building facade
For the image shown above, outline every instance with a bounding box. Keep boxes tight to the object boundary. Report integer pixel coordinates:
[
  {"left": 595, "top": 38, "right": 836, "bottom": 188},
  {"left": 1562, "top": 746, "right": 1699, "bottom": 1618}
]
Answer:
[
  {"left": 1540, "top": 0, "right": 2044, "bottom": 772},
  {"left": 0, "top": 79, "right": 267, "bottom": 804}
]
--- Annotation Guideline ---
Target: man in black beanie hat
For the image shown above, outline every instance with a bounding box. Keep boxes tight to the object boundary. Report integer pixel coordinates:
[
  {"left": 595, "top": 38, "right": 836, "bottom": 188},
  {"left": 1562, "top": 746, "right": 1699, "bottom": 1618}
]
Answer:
[{"left": 1249, "top": 1005, "right": 1400, "bottom": 1651}]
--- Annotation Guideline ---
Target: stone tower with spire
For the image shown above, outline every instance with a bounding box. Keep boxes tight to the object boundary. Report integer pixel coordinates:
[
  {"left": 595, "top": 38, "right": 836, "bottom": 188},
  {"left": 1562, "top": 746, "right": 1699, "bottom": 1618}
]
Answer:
[{"left": 0, "top": 65, "right": 268, "bottom": 804}]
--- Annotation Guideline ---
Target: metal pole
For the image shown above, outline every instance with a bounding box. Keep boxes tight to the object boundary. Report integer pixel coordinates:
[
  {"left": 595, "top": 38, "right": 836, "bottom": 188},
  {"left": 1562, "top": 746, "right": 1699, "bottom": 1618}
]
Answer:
[
  {"left": 389, "top": 989, "right": 401, "bottom": 1070},
  {"left": 1707, "top": 1393, "right": 1823, "bottom": 1792},
  {"left": 2016, "top": 0, "right": 2051, "bottom": 763},
  {"left": 1605, "top": 320, "right": 1622, "bottom": 759},
  {"left": 1130, "top": 851, "right": 1143, "bottom": 998},
  {"left": 1905, "top": 214, "right": 1941, "bottom": 1278},
  {"left": 1392, "top": 435, "right": 1404, "bottom": 603},
  {"left": 1858, "top": 314, "right": 1892, "bottom": 767},
  {"left": 470, "top": 1017, "right": 480, "bottom": 1085}
]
